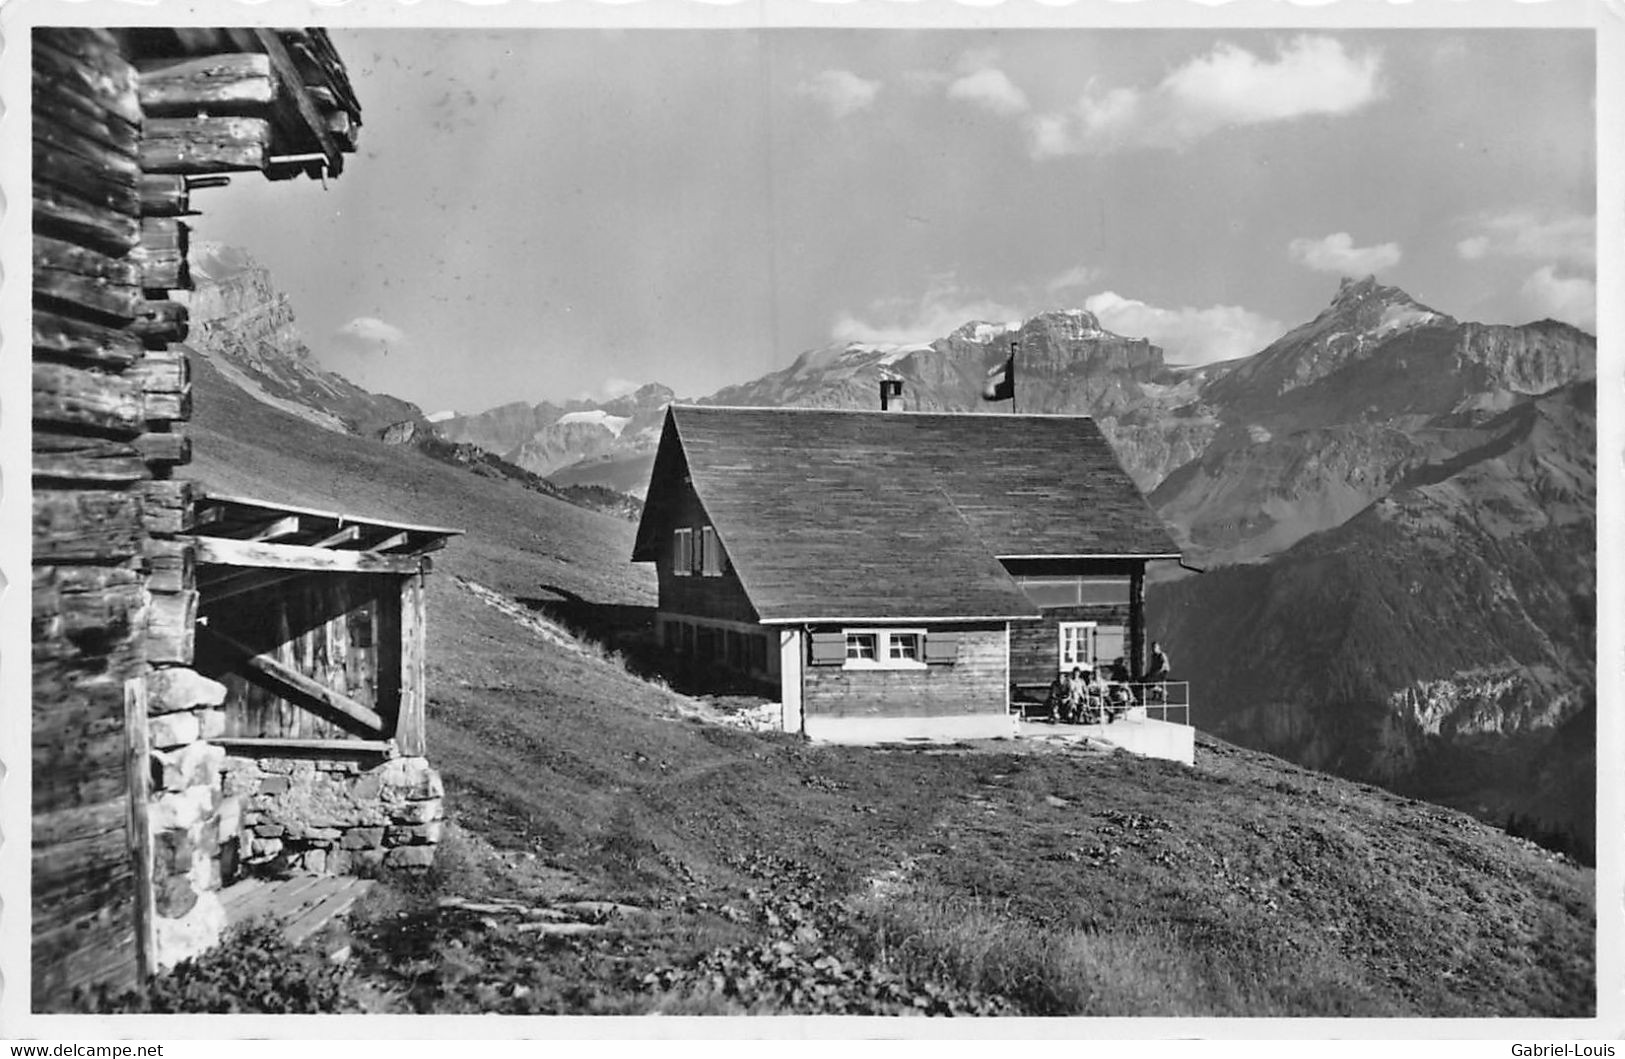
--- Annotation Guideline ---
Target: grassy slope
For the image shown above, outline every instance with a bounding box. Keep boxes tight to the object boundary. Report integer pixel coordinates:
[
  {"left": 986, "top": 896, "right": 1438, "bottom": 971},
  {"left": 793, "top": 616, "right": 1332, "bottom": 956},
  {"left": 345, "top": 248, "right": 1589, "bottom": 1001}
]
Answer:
[{"left": 186, "top": 359, "right": 1595, "bottom": 1017}]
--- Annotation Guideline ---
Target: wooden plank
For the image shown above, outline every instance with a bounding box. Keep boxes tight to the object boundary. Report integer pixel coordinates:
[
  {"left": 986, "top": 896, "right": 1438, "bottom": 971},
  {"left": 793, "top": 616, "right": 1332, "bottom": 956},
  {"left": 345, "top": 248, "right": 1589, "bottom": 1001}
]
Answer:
[
  {"left": 126, "top": 676, "right": 156, "bottom": 979},
  {"left": 134, "top": 347, "right": 193, "bottom": 424},
  {"left": 141, "top": 116, "right": 273, "bottom": 175},
  {"left": 33, "top": 235, "right": 143, "bottom": 324},
  {"left": 33, "top": 488, "right": 143, "bottom": 562},
  {"left": 33, "top": 180, "right": 141, "bottom": 258},
  {"left": 192, "top": 536, "right": 424, "bottom": 575},
  {"left": 137, "top": 52, "right": 278, "bottom": 115},
  {"left": 284, "top": 879, "right": 373, "bottom": 947},
  {"left": 32, "top": 431, "right": 148, "bottom": 485},
  {"left": 210, "top": 737, "right": 394, "bottom": 753},
  {"left": 33, "top": 307, "right": 143, "bottom": 369},
  {"left": 129, "top": 299, "right": 189, "bottom": 345},
  {"left": 146, "top": 591, "right": 198, "bottom": 665},
  {"left": 396, "top": 571, "right": 427, "bottom": 755},
  {"left": 203, "top": 627, "right": 387, "bottom": 735}
]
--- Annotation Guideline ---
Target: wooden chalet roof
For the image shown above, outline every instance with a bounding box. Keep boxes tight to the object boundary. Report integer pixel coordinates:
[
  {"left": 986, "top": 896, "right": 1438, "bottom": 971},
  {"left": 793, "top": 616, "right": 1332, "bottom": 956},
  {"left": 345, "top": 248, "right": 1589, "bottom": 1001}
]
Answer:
[{"left": 633, "top": 406, "right": 1180, "bottom": 623}]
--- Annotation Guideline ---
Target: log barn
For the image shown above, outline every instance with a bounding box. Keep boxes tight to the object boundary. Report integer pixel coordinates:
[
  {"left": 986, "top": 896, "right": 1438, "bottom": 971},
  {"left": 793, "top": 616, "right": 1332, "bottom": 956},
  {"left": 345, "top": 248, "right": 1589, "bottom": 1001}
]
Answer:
[
  {"left": 30, "top": 26, "right": 454, "bottom": 1009},
  {"left": 632, "top": 406, "right": 1185, "bottom": 743}
]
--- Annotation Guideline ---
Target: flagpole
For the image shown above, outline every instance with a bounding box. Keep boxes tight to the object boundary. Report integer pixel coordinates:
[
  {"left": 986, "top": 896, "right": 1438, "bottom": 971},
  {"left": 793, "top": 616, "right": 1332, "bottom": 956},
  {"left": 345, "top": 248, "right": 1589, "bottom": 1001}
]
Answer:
[{"left": 1010, "top": 340, "right": 1018, "bottom": 414}]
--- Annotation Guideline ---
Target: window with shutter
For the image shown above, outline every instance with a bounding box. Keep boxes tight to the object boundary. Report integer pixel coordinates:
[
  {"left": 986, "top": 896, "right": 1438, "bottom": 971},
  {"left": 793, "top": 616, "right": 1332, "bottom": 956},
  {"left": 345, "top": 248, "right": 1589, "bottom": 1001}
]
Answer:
[
  {"left": 923, "top": 632, "right": 959, "bottom": 664},
  {"left": 673, "top": 528, "right": 693, "bottom": 576},
  {"left": 1094, "top": 625, "right": 1126, "bottom": 668},
  {"left": 701, "top": 526, "right": 723, "bottom": 576},
  {"left": 809, "top": 631, "right": 846, "bottom": 666}
]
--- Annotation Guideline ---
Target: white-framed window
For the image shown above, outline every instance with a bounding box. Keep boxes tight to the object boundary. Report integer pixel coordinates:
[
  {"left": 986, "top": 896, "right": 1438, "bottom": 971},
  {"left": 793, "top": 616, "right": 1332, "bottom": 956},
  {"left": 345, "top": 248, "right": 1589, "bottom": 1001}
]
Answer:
[
  {"left": 672, "top": 528, "right": 693, "bottom": 576},
  {"left": 1058, "top": 621, "right": 1128, "bottom": 672},
  {"left": 842, "top": 628, "right": 927, "bottom": 670},
  {"left": 1018, "top": 576, "right": 1132, "bottom": 608}
]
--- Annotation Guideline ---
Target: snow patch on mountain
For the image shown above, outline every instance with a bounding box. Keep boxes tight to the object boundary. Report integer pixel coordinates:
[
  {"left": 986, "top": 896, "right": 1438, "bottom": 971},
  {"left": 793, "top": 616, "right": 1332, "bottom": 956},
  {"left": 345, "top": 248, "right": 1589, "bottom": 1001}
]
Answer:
[
  {"left": 557, "top": 409, "right": 632, "bottom": 437},
  {"left": 426, "top": 409, "right": 458, "bottom": 423},
  {"left": 1376, "top": 303, "right": 1446, "bottom": 337}
]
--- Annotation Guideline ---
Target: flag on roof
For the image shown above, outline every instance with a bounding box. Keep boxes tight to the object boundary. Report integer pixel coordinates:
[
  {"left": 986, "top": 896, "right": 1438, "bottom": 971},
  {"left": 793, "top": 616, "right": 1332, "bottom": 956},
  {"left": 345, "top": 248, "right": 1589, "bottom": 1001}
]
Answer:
[{"left": 982, "top": 347, "right": 1015, "bottom": 401}]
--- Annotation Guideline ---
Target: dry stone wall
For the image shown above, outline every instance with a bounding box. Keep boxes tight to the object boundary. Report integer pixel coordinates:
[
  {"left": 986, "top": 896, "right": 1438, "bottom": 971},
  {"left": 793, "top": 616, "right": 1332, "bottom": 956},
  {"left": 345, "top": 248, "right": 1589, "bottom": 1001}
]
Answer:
[{"left": 225, "top": 755, "right": 445, "bottom": 874}]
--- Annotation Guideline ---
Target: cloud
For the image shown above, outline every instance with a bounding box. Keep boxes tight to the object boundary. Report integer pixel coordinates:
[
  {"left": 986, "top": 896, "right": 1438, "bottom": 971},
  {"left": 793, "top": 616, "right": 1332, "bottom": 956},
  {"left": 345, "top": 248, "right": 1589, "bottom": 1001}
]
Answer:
[
  {"left": 1027, "top": 35, "right": 1382, "bottom": 157},
  {"left": 1084, "top": 291, "right": 1283, "bottom": 366},
  {"left": 799, "top": 69, "right": 881, "bottom": 119},
  {"left": 335, "top": 316, "right": 405, "bottom": 350},
  {"left": 1046, "top": 265, "right": 1102, "bottom": 295},
  {"left": 833, "top": 283, "right": 1023, "bottom": 345},
  {"left": 1456, "top": 210, "right": 1594, "bottom": 268},
  {"left": 947, "top": 67, "right": 1029, "bottom": 116},
  {"left": 1288, "top": 232, "right": 1403, "bottom": 275},
  {"left": 1519, "top": 266, "right": 1595, "bottom": 330}
]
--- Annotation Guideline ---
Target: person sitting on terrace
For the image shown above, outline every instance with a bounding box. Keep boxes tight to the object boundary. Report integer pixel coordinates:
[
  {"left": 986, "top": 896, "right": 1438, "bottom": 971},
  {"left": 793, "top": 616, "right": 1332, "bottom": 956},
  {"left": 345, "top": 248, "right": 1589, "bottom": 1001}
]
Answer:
[
  {"left": 1064, "top": 666, "right": 1090, "bottom": 724},
  {"left": 1104, "top": 667, "right": 1132, "bottom": 723},
  {"left": 1043, "top": 672, "right": 1068, "bottom": 724}
]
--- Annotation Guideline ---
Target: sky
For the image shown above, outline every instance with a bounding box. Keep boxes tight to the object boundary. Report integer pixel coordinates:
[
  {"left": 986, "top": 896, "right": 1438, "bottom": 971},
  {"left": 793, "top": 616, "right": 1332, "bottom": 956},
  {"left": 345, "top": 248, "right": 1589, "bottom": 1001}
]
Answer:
[{"left": 196, "top": 27, "right": 1597, "bottom": 416}]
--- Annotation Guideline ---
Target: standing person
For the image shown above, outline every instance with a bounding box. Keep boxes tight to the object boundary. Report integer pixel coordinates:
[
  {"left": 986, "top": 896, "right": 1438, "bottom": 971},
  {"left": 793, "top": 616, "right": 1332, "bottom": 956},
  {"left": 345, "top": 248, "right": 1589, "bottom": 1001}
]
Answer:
[
  {"left": 1144, "top": 641, "right": 1171, "bottom": 704},
  {"left": 1065, "top": 666, "right": 1089, "bottom": 724}
]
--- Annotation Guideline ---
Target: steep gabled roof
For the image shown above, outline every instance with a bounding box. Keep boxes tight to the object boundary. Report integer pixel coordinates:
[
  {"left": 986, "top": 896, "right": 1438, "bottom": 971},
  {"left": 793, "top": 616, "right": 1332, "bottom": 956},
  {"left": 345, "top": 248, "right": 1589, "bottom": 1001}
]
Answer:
[{"left": 633, "top": 406, "right": 1180, "bottom": 623}]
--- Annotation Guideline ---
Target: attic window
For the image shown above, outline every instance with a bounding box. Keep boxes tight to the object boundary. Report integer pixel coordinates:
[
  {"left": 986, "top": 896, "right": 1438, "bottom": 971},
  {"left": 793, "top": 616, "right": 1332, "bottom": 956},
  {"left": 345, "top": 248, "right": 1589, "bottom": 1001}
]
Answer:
[
  {"left": 673, "top": 528, "right": 693, "bottom": 576},
  {"left": 700, "top": 526, "right": 726, "bottom": 577}
]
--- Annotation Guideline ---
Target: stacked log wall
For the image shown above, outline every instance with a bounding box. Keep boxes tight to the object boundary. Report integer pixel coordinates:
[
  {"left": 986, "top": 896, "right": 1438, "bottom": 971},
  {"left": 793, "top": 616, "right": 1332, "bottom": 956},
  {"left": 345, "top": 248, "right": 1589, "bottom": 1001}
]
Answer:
[{"left": 30, "top": 28, "right": 152, "bottom": 1007}]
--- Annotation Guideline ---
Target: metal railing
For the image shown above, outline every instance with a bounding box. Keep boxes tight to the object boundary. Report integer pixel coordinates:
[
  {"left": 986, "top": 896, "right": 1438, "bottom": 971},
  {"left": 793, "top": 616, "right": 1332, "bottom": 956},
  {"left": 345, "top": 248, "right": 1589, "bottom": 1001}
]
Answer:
[{"left": 1011, "top": 680, "right": 1191, "bottom": 727}]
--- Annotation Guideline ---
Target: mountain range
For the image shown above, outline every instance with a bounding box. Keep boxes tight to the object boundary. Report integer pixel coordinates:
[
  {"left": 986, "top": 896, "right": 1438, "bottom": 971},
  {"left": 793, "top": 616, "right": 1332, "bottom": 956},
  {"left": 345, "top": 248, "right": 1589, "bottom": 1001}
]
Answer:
[{"left": 182, "top": 243, "right": 1597, "bottom": 860}]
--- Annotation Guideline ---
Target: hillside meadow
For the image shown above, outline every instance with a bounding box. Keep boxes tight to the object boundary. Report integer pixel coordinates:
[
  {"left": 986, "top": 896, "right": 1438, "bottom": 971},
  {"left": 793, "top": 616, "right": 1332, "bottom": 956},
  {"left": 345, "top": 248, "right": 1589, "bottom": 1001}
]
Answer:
[{"left": 113, "top": 354, "right": 1596, "bottom": 1018}]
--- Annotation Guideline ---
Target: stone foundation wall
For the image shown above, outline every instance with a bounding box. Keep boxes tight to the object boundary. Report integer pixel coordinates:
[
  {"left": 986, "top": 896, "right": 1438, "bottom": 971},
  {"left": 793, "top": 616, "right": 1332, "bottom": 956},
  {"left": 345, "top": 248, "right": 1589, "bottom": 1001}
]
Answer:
[
  {"left": 146, "top": 666, "right": 231, "bottom": 970},
  {"left": 224, "top": 754, "right": 445, "bottom": 874}
]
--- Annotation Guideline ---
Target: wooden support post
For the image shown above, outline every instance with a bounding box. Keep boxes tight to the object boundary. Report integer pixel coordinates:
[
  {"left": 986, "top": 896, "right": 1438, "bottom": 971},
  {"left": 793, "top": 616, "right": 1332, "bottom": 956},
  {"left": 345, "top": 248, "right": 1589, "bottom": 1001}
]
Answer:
[
  {"left": 395, "top": 568, "right": 427, "bottom": 756},
  {"left": 124, "top": 677, "right": 155, "bottom": 980},
  {"left": 1130, "top": 566, "right": 1146, "bottom": 680},
  {"left": 201, "top": 627, "right": 387, "bottom": 735}
]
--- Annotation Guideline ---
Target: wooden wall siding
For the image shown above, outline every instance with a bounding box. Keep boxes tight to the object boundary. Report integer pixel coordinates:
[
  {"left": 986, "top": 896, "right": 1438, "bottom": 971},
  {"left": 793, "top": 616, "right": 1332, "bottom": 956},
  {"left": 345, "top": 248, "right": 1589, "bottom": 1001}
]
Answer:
[
  {"left": 197, "top": 573, "right": 401, "bottom": 740},
  {"left": 652, "top": 468, "right": 759, "bottom": 625},
  {"left": 801, "top": 624, "right": 1007, "bottom": 720},
  {"left": 30, "top": 27, "right": 148, "bottom": 1007},
  {"left": 1009, "top": 603, "right": 1135, "bottom": 686}
]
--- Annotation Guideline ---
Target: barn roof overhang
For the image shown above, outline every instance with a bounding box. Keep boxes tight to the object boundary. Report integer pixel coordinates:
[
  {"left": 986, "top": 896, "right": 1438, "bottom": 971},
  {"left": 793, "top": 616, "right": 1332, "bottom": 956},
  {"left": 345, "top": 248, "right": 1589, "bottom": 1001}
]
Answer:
[{"left": 187, "top": 492, "right": 462, "bottom": 602}]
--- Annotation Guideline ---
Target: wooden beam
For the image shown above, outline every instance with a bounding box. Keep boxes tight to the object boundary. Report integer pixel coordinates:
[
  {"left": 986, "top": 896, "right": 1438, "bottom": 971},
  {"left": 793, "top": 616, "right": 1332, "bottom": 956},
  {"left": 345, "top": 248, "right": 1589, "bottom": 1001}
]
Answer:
[
  {"left": 246, "top": 515, "right": 301, "bottom": 542},
  {"left": 309, "top": 524, "right": 360, "bottom": 548},
  {"left": 138, "top": 174, "right": 189, "bottom": 217},
  {"left": 191, "top": 535, "right": 423, "bottom": 575},
  {"left": 136, "top": 53, "right": 278, "bottom": 115},
  {"left": 146, "top": 591, "right": 198, "bottom": 665},
  {"left": 140, "top": 117, "right": 272, "bottom": 175},
  {"left": 367, "top": 531, "right": 408, "bottom": 553},
  {"left": 133, "top": 430, "right": 191, "bottom": 467},
  {"left": 210, "top": 737, "right": 396, "bottom": 755},
  {"left": 32, "top": 361, "right": 143, "bottom": 438},
  {"left": 396, "top": 570, "right": 427, "bottom": 756},
  {"left": 33, "top": 309, "right": 143, "bottom": 371},
  {"left": 33, "top": 180, "right": 141, "bottom": 258},
  {"left": 201, "top": 627, "right": 386, "bottom": 735},
  {"left": 139, "top": 479, "right": 194, "bottom": 536},
  {"left": 144, "top": 538, "right": 196, "bottom": 595},
  {"left": 32, "top": 431, "right": 148, "bottom": 485},
  {"left": 34, "top": 235, "right": 143, "bottom": 324},
  {"left": 34, "top": 489, "right": 145, "bottom": 563}
]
